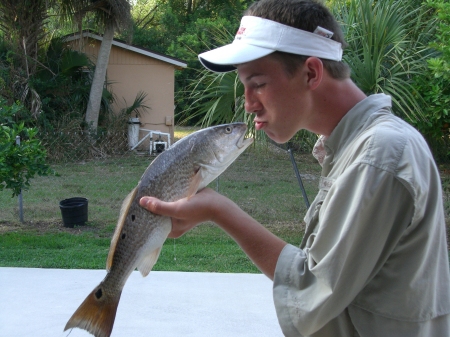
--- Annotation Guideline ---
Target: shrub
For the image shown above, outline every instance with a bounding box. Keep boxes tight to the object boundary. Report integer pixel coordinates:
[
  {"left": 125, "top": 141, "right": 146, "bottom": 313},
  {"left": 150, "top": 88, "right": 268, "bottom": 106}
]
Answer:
[
  {"left": 0, "top": 99, "right": 53, "bottom": 197},
  {"left": 410, "top": 0, "right": 450, "bottom": 162}
]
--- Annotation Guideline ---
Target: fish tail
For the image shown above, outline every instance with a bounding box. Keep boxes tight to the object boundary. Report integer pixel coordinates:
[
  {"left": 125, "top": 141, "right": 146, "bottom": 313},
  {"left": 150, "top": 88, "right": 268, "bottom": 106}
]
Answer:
[{"left": 64, "top": 283, "right": 122, "bottom": 337}]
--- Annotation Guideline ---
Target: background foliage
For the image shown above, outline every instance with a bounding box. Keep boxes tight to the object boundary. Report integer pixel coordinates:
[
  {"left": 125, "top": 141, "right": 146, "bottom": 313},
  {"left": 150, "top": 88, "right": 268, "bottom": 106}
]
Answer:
[
  {"left": 0, "top": 0, "right": 449, "bottom": 163},
  {"left": 332, "top": 0, "right": 433, "bottom": 121},
  {"left": 0, "top": 99, "right": 53, "bottom": 197},
  {"left": 410, "top": 0, "right": 450, "bottom": 162}
]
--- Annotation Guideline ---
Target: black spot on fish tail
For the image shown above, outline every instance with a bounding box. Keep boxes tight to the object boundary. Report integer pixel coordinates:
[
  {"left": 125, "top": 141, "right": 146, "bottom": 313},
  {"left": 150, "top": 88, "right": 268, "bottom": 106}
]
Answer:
[
  {"left": 131, "top": 214, "right": 135, "bottom": 221},
  {"left": 65, "top": 285, "right": 122, "bottom": 337},
  {"left": 95, "top": 288, "right": 103, "bottom": 299},
  {"left": 121, "top": 233, "right": 126, "bottom": 239}
]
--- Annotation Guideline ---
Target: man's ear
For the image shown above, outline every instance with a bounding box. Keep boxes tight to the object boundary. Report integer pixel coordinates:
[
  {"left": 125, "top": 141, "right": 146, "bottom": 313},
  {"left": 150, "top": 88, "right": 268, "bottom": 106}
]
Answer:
[{"left": 304, "top": 57, "right": 323, "bottom": 90}]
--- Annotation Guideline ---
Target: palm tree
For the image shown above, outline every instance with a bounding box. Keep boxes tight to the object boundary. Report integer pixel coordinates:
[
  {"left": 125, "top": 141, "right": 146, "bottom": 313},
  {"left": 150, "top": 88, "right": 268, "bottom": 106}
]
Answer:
[
  {"left": 331, "top": 0, "right": 435, "bottom": 121},
  {"left": 58, "top": 0, "right": 132, "bottom": 133},
  {"left": 0, "top": 0, "right": 52, "bottom": 117}
]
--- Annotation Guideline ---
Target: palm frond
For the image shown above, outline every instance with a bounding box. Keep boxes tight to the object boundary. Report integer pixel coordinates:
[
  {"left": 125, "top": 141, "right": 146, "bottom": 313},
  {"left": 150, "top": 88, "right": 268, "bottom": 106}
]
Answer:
[
  {"left": 58, "top": 0, "right": 131, "bottom": 32},
  {"left": 332, "top": 0, "right": 433, "bottom": 121},
  {"left": 120, "top": 91, "right": 151, "bottom": 118}
]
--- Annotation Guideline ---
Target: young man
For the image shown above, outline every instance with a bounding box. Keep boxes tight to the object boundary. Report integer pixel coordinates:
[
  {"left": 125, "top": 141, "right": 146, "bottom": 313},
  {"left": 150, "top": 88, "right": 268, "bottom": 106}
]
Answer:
[{"left": 140, "top": 0, "right": 450, "bottom": 336}]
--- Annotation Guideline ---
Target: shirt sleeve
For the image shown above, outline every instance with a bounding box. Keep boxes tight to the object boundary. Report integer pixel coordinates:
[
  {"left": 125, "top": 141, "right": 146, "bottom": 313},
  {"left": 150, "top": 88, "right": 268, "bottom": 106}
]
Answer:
[{"left": 273, "top": 163, "right": 415, "bottom": 336}]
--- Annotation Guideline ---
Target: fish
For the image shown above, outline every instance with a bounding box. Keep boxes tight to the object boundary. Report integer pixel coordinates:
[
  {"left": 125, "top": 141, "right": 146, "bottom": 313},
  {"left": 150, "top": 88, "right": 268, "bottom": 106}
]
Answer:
[{"left": 64, "top": 122, "right": 254, "bottom": 337}]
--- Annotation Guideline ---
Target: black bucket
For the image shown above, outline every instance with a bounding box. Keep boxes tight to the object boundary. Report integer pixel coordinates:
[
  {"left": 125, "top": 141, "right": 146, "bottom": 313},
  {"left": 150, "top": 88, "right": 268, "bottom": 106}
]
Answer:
[{"left": 59, "top": 197, "right": 88, "bottom": 228}]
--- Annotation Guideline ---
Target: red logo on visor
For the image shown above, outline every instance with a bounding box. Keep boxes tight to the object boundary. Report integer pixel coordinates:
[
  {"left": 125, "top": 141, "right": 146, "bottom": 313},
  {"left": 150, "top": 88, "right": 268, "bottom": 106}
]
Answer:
[{"left": 236, "top": 27, "right": 246, "bottom": 36}]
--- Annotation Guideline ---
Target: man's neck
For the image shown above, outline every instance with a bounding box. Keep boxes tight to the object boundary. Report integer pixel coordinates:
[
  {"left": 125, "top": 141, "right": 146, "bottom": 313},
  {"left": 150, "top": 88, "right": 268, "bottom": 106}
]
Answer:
[{"left": 309, "top": 78, "right": 367, "bottom": 137}]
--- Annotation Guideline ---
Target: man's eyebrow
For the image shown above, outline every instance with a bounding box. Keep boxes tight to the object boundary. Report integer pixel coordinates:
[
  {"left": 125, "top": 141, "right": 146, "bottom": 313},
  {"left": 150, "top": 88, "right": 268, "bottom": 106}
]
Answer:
[{"left": 244, "top": 73, "right": 264, "bottom": 82}]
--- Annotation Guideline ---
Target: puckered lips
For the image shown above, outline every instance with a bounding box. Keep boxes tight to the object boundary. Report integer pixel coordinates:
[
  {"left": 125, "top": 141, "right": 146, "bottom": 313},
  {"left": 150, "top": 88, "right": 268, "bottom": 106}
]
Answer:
[{"left": 254, "top": 120, "right": 266, "bottom": 131}]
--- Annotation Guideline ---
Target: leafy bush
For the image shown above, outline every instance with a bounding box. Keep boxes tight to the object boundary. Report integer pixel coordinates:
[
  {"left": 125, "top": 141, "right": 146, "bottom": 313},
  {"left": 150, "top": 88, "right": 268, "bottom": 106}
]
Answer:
[
  {"left": 410, "top": 0, "right": 450, "bottom": 162},
  {"left": 0, "top": 99, "right": 53, "bottom": 197}
]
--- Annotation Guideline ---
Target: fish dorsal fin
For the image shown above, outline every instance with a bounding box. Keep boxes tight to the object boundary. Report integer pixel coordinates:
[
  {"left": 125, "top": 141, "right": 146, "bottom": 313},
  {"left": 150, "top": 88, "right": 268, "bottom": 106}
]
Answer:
[
  {"left": 186, "top": 168, "right": 203, "bottom": 199},
  {"left": 106, "top": 187, "right": 138, "bottom": 271},
  {"left": 137, "top": 247, "right": 162, "bottom": 277}
]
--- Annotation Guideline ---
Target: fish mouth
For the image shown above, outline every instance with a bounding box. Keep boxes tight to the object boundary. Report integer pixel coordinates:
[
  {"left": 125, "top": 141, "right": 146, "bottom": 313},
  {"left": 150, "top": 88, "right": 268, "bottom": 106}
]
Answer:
[{"left": 237, "top": 132, "right": 254, "bottom": 149}]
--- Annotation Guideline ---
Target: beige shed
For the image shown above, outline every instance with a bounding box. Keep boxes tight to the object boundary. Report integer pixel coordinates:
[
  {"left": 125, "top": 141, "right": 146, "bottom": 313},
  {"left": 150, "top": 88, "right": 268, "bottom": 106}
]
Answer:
[{"left": 64, "top": 30, "right": 187, "bottom": 152}]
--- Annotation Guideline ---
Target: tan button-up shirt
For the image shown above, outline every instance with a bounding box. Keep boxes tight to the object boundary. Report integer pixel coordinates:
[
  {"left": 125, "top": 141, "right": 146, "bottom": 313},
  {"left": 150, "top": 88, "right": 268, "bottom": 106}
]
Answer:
[{"left": 273, "top": 94, "right": 450, "bottom": 336}]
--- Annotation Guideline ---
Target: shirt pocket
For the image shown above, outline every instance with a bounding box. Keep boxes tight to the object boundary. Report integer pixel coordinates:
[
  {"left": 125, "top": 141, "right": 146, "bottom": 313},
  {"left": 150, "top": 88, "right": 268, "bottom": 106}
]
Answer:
[
  {"left": 301, "top": 191, "right": 325, "bottom": 250},
  {"left": 301, "top": 176, "right": 336, "bottom": 250}
]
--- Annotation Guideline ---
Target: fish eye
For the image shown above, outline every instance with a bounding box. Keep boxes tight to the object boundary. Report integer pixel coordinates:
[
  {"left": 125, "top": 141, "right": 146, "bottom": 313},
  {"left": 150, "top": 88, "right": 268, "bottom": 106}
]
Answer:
[{"left": 225, "top": 126, "right": 232, "bottom": 134}]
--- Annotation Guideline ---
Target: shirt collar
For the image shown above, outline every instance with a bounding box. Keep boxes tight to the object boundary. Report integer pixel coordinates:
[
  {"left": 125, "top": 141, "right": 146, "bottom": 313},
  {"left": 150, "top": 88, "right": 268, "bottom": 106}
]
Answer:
[{"left": 312, "top": 94, "right": 392, "bottom": 166}]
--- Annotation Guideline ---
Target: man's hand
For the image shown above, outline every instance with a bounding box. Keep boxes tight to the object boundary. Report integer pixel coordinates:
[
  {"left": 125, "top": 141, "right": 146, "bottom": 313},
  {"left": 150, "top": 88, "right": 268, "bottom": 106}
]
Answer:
[
  {"left": 139, "top": 187, "right": 286, "bottom": 280},
  {"left": 139, "top": 188, "right": 221, "bottom": 238}
]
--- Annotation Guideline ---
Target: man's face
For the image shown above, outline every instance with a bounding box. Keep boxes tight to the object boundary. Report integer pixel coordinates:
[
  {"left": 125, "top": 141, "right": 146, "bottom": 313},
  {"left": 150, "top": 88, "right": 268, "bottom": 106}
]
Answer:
[{"left": 237, "top": 55, "right": 311, "bottom": 144}]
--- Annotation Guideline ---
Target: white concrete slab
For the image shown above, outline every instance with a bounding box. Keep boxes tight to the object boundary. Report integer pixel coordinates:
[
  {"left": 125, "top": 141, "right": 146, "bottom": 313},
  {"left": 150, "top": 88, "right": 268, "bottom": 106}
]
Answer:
[{"left": 0, "top": 268, "right": 283, "bottom": 337}]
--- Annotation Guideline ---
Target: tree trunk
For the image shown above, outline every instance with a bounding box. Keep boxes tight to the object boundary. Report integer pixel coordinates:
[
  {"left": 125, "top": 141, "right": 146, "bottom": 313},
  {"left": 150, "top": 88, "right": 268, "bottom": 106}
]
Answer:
[
  {"left": 85, "top": 22, "right": 115, "bottom": 132},
  {"left": 187, "top": 0, "right": 193, "bottom": 14}
]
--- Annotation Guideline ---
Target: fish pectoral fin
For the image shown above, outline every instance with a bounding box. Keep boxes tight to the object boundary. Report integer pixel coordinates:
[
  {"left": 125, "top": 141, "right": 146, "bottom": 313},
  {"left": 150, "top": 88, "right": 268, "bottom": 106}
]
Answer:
[
  {"left": 186, "top": 168, "right": 203, "bottom": 199},
  {"left": 137, "top": 246, "right": 162, "bottom": 277}
]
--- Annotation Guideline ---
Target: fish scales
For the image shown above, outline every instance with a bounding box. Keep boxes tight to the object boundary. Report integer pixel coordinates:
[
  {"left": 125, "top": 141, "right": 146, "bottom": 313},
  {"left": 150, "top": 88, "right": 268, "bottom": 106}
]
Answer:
[
  {"left": 103, "top": 138, "right": 204, "bottom": 289},
  {"left": 64, "top": 123, "right": 253, "bottom": 337}
]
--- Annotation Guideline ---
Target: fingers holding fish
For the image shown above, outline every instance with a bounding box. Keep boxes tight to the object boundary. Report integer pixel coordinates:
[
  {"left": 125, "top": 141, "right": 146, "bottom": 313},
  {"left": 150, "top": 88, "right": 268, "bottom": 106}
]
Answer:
[{"left": 139, "top": 188, "right": 225, "bottom": 238}]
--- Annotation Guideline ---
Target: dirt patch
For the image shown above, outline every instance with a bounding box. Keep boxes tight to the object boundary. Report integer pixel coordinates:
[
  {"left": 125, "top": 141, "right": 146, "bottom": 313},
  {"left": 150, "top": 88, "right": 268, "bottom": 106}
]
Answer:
[{"left": 0, "top": 220, "right": 106, "bottom": 235}]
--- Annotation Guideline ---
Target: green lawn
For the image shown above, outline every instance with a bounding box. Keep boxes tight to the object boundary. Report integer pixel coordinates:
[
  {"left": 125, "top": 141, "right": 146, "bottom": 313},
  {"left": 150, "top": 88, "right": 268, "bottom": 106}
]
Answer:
[
  {"left": 2, "top": 128, "right": 448, "bottom": 272},
  {"left": 0, "top": 136, "right": 319, "bottom": 273},
  {"left": 0, "top": 223, "right": 304, "bottom": 272}
]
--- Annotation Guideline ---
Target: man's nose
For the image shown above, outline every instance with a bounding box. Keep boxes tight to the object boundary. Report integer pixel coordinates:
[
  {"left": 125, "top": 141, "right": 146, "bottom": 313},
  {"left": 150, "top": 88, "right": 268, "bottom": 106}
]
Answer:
[{"left": 244, "top": 88, "right": 262, "bottom": 113}]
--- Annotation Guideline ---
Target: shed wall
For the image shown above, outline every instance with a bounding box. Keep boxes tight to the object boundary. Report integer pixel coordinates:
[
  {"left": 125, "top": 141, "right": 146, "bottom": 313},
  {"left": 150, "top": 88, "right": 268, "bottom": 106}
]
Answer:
[{"left": 66, "top": 37, "right": 176, "bottom": 149}]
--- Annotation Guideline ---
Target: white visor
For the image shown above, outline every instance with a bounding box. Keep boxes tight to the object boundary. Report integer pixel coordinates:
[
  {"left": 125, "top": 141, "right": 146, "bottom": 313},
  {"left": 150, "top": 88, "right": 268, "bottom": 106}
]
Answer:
[{"left": 198, "top": 16, "right": 343, "bottom": 73}]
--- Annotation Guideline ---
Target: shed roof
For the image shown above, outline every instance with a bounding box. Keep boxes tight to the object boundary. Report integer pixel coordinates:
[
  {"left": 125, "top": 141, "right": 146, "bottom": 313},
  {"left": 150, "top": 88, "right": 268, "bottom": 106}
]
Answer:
[{"left": 64, "top": 30, "right": 187, "bottom": 69}]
